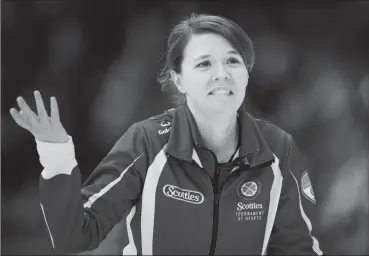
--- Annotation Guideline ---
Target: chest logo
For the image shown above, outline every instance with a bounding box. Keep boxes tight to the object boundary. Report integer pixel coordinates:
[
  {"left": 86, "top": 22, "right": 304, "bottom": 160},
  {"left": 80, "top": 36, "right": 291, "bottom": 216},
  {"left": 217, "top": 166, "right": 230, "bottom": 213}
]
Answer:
[
  {"left": 163, "top": 184, "right": 204, "bottom": 204},
  {"left": 237, "top": 179, "right": 261, "bottom": 201}
]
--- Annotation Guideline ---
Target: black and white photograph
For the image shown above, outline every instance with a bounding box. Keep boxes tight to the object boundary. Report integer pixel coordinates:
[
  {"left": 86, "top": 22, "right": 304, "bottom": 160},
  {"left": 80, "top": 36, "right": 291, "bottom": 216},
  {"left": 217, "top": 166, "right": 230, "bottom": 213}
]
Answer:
[{"left": 1, "top": 1, "right": 369, "bottom": 255}]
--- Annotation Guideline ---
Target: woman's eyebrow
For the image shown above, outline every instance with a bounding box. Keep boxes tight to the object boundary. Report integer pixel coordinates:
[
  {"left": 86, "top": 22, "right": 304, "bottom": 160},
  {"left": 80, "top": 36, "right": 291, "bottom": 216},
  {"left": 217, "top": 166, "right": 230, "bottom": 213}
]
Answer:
[
  {"left": 227, "top": 50, "right": 240, "bottom": 56},
  {"left": 193, "top": 51, "right": 240, "bottom": 61},
  {"left": 194, "top": 54, "right": 210, "bottom": 61}
]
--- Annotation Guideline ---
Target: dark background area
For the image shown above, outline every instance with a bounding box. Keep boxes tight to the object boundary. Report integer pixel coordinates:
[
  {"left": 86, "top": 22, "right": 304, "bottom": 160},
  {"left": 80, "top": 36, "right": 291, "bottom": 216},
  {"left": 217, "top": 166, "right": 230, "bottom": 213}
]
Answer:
[{"left": 1, "top": 1, "right": 369, "bottom": 255}]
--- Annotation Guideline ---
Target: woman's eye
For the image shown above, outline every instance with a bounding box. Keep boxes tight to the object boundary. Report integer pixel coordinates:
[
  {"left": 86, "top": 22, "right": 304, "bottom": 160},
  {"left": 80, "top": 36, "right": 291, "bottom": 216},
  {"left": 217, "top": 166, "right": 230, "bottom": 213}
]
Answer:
[
  {"left": 196, "top": 61, "right": 211, "bottom": 68},
  {"left": 227, "top": 58, "right": 240, "bottom": 64}
]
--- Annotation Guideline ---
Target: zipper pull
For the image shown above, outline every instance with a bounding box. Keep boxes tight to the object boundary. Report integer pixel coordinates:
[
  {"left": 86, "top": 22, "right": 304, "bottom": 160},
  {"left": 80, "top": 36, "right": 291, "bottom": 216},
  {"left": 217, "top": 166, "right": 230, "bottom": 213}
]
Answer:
[{"left": 215, "top": 194, "right": 220, "bottom": 205}]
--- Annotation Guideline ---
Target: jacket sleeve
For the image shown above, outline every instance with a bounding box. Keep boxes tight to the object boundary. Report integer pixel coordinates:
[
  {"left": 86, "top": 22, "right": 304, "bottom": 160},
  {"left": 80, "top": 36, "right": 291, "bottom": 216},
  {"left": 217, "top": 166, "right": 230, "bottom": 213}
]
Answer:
[
  {"left": 38, "top": 123, "right": 148, "bottom": 253},
  {"left": 267, "top": 134, "right": 324, "bottom": 255}
]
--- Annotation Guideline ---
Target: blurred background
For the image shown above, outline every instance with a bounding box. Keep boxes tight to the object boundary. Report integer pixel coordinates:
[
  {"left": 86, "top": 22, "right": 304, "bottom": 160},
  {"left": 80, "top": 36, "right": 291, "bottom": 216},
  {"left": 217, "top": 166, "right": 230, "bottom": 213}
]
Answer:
[{"left": 1, "top": 1, "right": 369, "bottom": 255}]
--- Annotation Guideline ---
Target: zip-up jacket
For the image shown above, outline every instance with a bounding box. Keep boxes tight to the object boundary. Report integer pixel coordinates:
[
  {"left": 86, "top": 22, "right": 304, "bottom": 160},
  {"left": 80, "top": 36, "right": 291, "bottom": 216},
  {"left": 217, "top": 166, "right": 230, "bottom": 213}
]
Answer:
[{"left": 38, "top": 104, "right": 323, "bottom": 255}]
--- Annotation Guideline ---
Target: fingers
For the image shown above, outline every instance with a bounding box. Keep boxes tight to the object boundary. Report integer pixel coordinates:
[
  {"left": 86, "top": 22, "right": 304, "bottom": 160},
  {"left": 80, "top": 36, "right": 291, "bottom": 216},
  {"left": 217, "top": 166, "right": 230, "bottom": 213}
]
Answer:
[
  {"left": 16, "top": 96, "right": 38, "bottom": 124},
  {"left": 34, "top": 90, "right": 48, "bottom": 122},
  {"left": 50, "top": 96, "right": 60, "bottom": 122},
  {"left": 13, "top": 91, "right": 60, "bottom": 128},
  {"left": 9, "top": 108, "right": 32, "bottom": 131}
]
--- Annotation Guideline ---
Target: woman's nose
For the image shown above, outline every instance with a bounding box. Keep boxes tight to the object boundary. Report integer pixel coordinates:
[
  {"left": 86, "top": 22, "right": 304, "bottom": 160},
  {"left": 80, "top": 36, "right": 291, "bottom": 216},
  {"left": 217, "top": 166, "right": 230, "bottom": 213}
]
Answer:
[{"left": 213, "top": 65, "right": 230, "bottom": 82}]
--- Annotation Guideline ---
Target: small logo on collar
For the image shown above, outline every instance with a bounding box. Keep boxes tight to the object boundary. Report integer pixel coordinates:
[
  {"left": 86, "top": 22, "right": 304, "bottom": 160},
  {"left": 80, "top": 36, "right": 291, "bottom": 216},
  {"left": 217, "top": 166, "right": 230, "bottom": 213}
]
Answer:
[
  {"left": 158, "top": 120, "right": 171, "bottom": 135},
  {"left": 161, "top": 120, "right": 171, "bottom": 127}
]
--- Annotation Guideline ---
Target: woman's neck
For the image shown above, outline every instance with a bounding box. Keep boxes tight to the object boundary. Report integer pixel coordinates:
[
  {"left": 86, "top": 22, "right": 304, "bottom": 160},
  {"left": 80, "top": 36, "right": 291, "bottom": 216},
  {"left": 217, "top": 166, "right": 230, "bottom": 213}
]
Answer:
[{"left": 188, "top": 104, "right": 239, "bottom": 162}]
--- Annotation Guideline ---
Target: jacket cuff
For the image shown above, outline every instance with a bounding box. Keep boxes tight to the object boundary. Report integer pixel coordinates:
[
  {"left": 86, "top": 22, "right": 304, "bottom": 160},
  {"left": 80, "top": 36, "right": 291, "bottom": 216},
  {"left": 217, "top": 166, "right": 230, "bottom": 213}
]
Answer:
[{"left": 36, "top": 135, "right": 78, "bottom": 179}]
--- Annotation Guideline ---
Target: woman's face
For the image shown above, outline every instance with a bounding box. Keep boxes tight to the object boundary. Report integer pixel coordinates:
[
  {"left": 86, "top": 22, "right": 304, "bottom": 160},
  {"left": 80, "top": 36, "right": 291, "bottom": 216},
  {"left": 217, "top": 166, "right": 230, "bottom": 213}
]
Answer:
[{"left": 175, "top": 33, "right": 249, "bottom": 116}]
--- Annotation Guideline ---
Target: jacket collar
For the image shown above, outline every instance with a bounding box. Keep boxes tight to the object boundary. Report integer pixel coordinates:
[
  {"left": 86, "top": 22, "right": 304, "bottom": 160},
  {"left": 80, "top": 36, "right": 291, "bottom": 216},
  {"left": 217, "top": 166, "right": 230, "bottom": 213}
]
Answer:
[{"left": 166, "top": 104, "right": 274, "bottom": 168}]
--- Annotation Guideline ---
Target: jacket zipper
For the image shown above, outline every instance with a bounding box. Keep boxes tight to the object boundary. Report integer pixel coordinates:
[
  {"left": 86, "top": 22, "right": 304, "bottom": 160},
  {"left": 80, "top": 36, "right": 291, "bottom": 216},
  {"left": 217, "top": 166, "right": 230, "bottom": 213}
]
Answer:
[
  {"left": 192, "top": 147, "right": 265, "bottom": 255},
  {"left": 209, "top": 163, "right": 221, "bottom": 256},
  {"left": 208, "top": 151, "right": 257, "bottom": 255}
]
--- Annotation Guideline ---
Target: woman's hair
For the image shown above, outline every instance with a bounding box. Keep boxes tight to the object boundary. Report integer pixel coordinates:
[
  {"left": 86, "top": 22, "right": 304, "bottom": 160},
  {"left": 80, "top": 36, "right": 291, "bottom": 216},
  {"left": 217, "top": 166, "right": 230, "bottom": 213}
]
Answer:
[{"left": 157, "top": 13, "right": 255, "bottom": 105}]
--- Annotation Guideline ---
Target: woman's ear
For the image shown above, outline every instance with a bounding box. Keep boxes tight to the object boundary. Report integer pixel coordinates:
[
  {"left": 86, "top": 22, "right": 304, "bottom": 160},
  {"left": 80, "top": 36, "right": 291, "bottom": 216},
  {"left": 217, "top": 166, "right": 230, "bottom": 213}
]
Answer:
[{"left": 170, "top": 70, "right": 186, "bottom": 94}]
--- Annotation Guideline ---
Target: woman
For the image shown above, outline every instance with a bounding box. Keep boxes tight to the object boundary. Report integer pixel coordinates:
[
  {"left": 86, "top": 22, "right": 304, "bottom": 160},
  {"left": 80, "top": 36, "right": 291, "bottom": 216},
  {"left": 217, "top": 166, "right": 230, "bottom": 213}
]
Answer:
[{"left": 10, "top": 14, "right": 323, "bottom": 255}]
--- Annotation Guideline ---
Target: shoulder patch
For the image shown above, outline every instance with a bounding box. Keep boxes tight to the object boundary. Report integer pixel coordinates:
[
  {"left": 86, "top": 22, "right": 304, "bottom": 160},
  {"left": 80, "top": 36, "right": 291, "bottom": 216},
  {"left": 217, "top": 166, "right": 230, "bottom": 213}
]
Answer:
[{"left": 301, "top": 170, "right": 316, "bottom": 204}]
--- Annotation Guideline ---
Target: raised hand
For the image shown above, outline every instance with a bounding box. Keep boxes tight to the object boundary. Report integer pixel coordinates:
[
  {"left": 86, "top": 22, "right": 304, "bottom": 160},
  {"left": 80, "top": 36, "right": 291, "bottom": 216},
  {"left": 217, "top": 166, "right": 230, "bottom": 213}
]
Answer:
[{"left": 10, "top": 90, "right": 69, "bottom": 143}]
